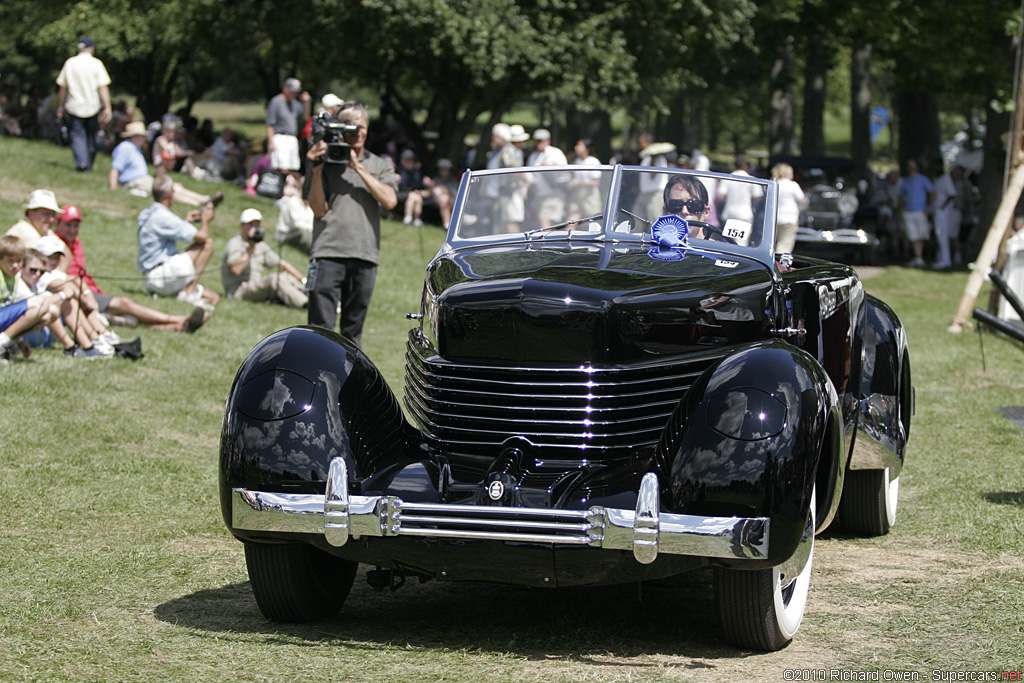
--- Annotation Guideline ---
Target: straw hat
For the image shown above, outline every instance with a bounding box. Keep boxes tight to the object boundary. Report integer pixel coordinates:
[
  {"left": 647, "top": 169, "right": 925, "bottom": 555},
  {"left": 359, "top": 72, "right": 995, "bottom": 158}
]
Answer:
[
  {"left": 121, "top": 121, "right": 148, "bottom": 138},
  {"left": 23, "top": 189, "right": 63, "bottom": 214}
]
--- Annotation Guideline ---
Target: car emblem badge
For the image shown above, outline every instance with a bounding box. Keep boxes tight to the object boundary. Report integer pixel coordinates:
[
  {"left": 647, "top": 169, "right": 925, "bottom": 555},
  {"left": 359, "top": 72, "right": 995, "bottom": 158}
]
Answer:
[{"left": 487, "top": 480, "right": 505, "bottom": 500}]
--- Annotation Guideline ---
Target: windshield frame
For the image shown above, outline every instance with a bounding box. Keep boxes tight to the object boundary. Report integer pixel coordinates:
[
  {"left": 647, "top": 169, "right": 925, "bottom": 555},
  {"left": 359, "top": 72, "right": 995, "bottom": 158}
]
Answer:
[{"left": 444, "top": 164, "right": 779, "bottom": 268}]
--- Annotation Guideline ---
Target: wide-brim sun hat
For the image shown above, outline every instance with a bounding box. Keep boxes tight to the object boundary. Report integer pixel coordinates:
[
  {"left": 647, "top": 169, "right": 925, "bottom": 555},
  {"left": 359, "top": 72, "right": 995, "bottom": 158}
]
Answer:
[
  {"left": 23, "top": 189, "right": 64, "bottom": 214},
  {"left": 121, "top": 121, "right": 148, "bottom": 138},
  {"left": 509, "top": 124, "right": 530, "bottom": 143}
]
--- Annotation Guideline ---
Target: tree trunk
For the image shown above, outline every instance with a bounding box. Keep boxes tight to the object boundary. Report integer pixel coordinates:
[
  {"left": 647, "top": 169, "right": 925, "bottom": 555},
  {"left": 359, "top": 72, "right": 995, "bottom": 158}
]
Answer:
[
  {"left": 801, "top": 37, "right": 827, "bottom": 157},
  {"left": 770, "top": 34, "right": 796, "bottom": 158},
  {"left": 894, "top": 90, "right": 941, "bottom": 171},
  {"left": 850, "top": 41, "right": 873, "bottom": 183}
]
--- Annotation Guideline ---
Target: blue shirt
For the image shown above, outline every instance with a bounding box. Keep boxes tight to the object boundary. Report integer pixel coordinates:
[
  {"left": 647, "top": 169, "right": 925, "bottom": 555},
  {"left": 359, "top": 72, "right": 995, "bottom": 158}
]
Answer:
[
  {"left": 898, "top": 174, "right": 934, "bottom": 212},
  {"left": 137, "top": 203, "right": 197, "bottom": 273},
  {"left": 112, "top": 140, "right": 150, "bottom": 184}
]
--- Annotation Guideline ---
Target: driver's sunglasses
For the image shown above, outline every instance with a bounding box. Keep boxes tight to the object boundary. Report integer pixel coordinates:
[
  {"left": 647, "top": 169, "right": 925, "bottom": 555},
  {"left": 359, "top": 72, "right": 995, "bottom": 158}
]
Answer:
[{"left": 666, "top": 198, "right": 705, "bottom": 214}]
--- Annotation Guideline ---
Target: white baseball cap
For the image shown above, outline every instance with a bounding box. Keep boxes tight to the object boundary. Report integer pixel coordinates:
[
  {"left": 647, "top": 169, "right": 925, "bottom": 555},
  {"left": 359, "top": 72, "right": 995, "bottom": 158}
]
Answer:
[
  {"left": 240, "top": 208, "right": 263, "bottom": 224},
  {"left": 35, "top": 234, "right": 67, "bottom": 257},
  {"left": 321, "top": 93, "right": 344, "bottom": 109}
]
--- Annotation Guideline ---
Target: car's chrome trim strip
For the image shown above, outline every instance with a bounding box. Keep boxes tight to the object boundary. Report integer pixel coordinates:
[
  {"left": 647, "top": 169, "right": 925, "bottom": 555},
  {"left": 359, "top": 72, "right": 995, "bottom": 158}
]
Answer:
[{"left": 233, "top": 458, "right": 770, "bottom": 563}]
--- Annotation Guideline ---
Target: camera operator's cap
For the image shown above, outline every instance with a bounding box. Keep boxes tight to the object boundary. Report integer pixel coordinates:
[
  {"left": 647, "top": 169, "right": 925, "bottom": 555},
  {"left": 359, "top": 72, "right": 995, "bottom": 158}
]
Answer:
[
  {"left": 533, "top": 128, "right": 551, "bottom": 141},
  {"left": 491, "top": 123, "right": 512, "bottom": 142},
  {"left": 400, "top": 149, "right": 416, "bottom": 161},
  {"left": 58, "top": 204, "right": 82, "bottom": 223},
  {"left": 77, "top": 37, "right": 95, "bottom": 49},
  {"left": 284, "top": 78, "right": 302, "bottom": 93},
  {"left": 509, "top": 124, "right": 530, "bottom": 143},
  {"left": 240, "top": 208, "right": 263, "bottom": 224},
  {"left": 321, "top": 93, "right": 344, "bottom": 109},
  {"left": 23, "top": 189, "right": 64, "bottom": 214},
  {"left": 121, "top": 120, "right": 147, "bottom": 138},
  {"left": 437, "top": 158, "right": 453, "bottom": 169},
  {"left": 35, "top": 234, "right": 67, "bottom": 257}
]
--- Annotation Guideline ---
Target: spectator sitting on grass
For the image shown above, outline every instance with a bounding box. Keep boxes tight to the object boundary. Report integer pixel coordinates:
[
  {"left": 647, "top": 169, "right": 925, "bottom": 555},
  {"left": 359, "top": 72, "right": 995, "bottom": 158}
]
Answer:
[
  {"left": 0, "top": 235, "right": 107, "bottom": 362},
  {"left": 274, "top": 174, "right": 314, "bottom": 251},
  {"left": 54, "top": 205, "right": 208, "bottom": 332},
  {"left": 222, "top": 209, "right": 307, "bottom": 309},
  {"left": 110, "top": 120, "right": 222, "bottom": 207},
  {"left": 16, "top": 246, "right": 116, "bottom": 356},
  {"left": 22, "top": 236, "right": 120, "bottom": 352},
  {"left": 137, "top": 174, "right": 220, "bottom": 310},
  {"left": 5, "top": 189, "right": 63, "bottom": 250}
]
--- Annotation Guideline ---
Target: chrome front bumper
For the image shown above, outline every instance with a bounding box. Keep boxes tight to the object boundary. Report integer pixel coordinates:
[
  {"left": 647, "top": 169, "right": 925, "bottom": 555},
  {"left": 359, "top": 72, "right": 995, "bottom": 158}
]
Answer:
[{"left": 232, "top": 458, "right": 770, "bottom": 565}]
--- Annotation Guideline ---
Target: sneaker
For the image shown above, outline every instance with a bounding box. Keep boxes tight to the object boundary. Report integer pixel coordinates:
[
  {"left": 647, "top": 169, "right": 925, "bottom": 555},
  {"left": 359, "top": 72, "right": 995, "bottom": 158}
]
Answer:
[
  {"left": 177, "top": 284, "right": 213, "bottom": 309},
  {"left": 64, "top": 345, "right": 113, "bottom": 360},
  {"left": 99, "top": 330, "right": 122, "bottom": 346},
  {"left": 905, "top": 257, "right": 926, "bottom": 268},
  {"left": 403, "top": 215, "right": 413, "bottom": 225},
  {"left": 413, "top": 218, "right": 423, "bottom": 227}
]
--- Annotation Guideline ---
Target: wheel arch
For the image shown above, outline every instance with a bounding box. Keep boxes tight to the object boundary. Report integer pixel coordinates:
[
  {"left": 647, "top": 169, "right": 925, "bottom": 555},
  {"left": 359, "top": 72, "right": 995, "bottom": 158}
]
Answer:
[
  {"left": 219, "top": 326, "right": 411, "bottom": 533},
  {"left": 657, "top": 339, "right": 841, "bottom": 566}
]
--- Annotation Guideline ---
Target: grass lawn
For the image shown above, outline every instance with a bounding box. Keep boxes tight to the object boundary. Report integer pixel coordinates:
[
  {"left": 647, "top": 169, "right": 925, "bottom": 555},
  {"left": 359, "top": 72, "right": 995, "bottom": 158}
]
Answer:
[{"left": 1, "top": 135, "right": 1023, "bottom": 681}]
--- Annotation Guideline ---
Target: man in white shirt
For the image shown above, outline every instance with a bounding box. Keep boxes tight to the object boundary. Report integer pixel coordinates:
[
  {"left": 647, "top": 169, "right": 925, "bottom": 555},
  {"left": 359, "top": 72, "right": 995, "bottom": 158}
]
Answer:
[
  {"left": 526, "top": 129, "right": 569, "bottom": 228},
  {"left": 717, "top": 154, "right": 765, "bottom": 223},
  {"left": 56, "top": 37, "right": 112, "bottom": 172}
]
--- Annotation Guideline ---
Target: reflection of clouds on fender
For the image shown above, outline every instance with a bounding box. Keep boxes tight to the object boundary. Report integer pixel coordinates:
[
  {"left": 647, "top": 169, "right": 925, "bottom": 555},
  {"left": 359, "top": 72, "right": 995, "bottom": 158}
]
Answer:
[
  {"left": 243, "top": 420, "right": 284, "bottom": 457},
  {"left": 318, "top": 370, "right": 351, "bottom": 456},
  {"left": 289, "top": 421, "right": 327, "bottom": 450},
  {"left": 259, "top": 373, "right": 297, "bottom": 418}
]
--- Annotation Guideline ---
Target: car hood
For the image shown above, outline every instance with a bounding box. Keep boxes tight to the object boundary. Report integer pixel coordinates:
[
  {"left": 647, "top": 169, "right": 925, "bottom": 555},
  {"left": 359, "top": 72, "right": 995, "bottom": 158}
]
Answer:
[{"left": 425, "top": 242, "right": 776, "bottom": 364}]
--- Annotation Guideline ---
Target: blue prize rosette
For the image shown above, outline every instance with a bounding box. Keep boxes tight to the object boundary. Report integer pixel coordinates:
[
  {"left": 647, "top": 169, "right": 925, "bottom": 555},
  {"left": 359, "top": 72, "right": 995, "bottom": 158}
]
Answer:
[{"left": 648, "top": 214, "right": 689, "bottom": 260}]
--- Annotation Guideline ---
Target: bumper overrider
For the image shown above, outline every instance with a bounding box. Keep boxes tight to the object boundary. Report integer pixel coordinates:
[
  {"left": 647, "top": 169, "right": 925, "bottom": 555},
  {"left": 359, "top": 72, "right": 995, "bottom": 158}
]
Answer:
[{"left": 232, "top": 458, "right": 770, "bottom": 564}]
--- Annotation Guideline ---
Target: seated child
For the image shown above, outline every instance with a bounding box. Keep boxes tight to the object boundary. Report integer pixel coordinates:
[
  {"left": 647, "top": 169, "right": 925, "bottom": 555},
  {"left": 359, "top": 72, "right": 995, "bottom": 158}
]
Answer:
[{"left": 0, "top": 236, "right": 65, "bottom": 361}]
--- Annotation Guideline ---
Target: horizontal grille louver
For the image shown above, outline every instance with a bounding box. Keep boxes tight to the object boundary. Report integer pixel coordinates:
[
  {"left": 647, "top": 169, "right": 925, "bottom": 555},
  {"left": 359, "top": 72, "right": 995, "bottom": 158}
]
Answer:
[{"left": 404, "top": 342, "right": 722, "bottom": 457}]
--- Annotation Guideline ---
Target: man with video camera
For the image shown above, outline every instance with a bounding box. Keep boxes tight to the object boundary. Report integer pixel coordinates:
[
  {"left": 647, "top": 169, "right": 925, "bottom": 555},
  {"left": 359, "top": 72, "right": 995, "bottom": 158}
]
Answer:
[{"left": 303, "top": 103, "right": 397, "bottom": 346}]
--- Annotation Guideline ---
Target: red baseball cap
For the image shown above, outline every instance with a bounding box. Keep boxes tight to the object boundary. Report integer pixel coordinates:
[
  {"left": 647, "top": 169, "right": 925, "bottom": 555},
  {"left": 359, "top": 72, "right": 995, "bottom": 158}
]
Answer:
[{"left": 58, "top": 205, "right": 82, "bottom": 222}]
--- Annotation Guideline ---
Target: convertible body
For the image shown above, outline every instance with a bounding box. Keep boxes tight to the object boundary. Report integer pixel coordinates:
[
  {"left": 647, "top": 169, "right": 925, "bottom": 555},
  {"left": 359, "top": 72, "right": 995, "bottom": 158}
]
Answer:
[{"left": 220, "top": 165, "right": 912, "bottom": 650}]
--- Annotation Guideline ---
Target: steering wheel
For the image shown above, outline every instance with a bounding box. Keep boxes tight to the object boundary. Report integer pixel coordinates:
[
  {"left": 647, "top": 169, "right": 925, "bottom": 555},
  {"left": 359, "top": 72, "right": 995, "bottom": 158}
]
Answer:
[{"left": 687, "top": 220, "right": 737, "bottom": 245}]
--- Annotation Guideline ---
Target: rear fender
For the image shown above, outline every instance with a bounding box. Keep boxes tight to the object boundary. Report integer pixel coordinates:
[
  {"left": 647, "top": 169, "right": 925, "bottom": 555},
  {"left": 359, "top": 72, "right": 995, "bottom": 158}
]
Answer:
[
  {"left": 219, "top": 326, "right": 412, "bottom": 530},
  {"left": 850, "top": 296, "right": 911, "bottom": 476},
  {"left": 656, "top": 340, "right": 844, "bottom": 565}
]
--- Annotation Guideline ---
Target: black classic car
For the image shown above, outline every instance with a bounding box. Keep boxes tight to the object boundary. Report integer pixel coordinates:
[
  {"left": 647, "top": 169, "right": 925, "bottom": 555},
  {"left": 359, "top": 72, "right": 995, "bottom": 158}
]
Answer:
[{"left": 220, "top": 165, "right": 912, "bottom": 651}]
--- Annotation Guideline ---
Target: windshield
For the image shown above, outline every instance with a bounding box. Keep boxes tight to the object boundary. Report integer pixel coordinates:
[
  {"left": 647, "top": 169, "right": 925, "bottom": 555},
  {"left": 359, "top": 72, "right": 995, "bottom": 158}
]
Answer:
[{"left": 451, "top": 166, "right": 773, "bottom": 255}]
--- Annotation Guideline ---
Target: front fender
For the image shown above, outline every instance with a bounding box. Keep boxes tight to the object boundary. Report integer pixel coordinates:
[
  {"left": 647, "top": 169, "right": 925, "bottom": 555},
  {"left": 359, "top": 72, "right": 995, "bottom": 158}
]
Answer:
[
  {"left": 219, "top": 326, "right": 412, "bottom": 532},
  {"left": 656, "top": 340, "right": 843, "bottom": 566}
]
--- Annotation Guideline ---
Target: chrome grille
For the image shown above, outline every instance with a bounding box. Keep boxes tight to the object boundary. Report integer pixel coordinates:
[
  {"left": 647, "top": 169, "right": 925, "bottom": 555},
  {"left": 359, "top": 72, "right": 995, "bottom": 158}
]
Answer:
[{"left": 404, "top": 341, "right": 722, "bottom": 456}]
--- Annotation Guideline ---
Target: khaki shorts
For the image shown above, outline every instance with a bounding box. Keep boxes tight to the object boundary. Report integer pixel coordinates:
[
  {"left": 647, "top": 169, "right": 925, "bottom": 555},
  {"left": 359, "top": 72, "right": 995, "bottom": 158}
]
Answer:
[
  {"left": 903, "top": 211, "right": 930, "bottom": 242},
  {"left": 270, "top": 134, "right": 301, "bottom": 171},
  {"left": 143, "top": 251, "right": 196, "bottom": 297},
  {"left": 124, "top": 174, "right": 154, "bottom": 194}
]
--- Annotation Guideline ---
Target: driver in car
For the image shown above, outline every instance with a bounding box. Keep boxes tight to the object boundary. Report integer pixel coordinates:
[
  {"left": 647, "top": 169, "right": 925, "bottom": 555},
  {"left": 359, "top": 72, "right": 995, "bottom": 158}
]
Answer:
[{"left": 663, "top": 175, "right": 712, "bottom": 239}]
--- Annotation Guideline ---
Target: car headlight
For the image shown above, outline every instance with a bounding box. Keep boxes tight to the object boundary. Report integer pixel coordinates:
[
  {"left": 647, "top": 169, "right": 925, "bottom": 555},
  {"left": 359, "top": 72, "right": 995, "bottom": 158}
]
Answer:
[{"left": 707, "top": 388, "right": 787, "bottom": 441}]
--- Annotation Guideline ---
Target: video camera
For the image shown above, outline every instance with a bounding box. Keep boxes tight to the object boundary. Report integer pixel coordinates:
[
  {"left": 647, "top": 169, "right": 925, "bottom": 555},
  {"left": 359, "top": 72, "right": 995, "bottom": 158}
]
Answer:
[{"left": 311, "top": 111, "right": 359, "bottom": 164}]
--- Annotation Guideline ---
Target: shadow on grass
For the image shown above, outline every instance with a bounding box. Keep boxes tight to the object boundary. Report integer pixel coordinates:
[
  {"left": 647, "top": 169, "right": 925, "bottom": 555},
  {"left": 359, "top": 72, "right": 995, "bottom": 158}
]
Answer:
[
  {"left": 153, "top": 568, "right": 768, "bottom": 661},
  {"left": 983, "top": 491, "right": 1024, "bottom": 506}
]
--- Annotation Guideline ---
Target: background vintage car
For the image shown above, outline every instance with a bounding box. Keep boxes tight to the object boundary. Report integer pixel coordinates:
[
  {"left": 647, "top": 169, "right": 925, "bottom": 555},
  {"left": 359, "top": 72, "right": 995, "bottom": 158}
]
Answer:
[
  {"left": 220, "top": 165, "right": 912, "bottom": 652},
  {"left": 772, "top": 155, "right": 880, "bottom": 265}
]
